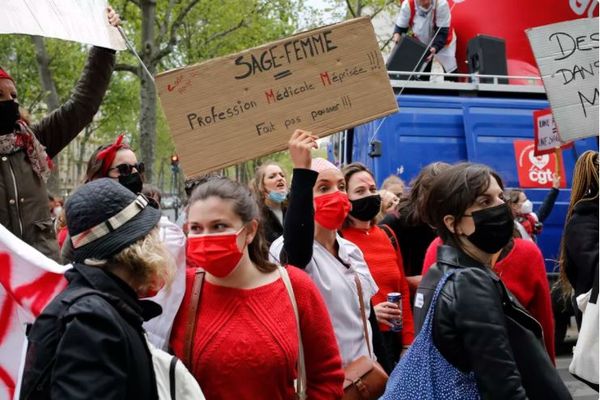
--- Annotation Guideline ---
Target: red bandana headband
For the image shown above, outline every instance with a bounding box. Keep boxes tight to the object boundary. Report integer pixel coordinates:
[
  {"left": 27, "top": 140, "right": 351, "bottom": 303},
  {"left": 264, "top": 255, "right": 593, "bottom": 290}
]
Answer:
[
  {"left": 96, "top": 134, "right": 126, "bottom": 177},
  {"left": 0, "top": 68, "right": 14, "bottom": 82}
]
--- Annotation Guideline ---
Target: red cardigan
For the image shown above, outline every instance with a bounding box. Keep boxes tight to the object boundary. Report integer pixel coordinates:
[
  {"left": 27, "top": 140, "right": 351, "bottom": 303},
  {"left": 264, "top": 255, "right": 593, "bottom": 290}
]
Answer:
[
  {"left": 342, "top": 225, "right": 415, "bottom": 345},
  {"left": 170, "top": 265, "right": 344, "bottom": 400},
  {"left": 422, "top": 237, "right": 555, "bottom": 363}
]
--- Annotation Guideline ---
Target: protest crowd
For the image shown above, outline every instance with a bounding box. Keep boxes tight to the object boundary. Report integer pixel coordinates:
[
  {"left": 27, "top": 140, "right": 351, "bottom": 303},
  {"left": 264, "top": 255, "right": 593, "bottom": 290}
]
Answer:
[{"left": 0, "top": 2, "right": 598, "bottom": 400}]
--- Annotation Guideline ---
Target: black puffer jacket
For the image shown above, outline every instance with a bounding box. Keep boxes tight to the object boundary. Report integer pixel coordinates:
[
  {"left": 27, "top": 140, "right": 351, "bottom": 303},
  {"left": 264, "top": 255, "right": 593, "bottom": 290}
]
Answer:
[
  {"left": 563, "top": 199, "right": 599, "bottom": 298},
  {"left": 413, "top": 245, "right": 571, "bottom": 400},
  {"left": 20, "top": 263, "right": 160, "bottom": 400}
]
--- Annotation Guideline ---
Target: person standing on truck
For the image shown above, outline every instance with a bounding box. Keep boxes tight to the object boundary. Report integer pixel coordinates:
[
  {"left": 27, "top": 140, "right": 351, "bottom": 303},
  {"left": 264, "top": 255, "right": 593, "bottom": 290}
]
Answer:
[
  {"left": 506, "top": 172, "right": 561, "bottom": 242},
  {"left": 392, "top": 0, "right": 457, "bottom": 78},
  {"left": 0, "top": 7, "right": 119, "bottom": 262}
]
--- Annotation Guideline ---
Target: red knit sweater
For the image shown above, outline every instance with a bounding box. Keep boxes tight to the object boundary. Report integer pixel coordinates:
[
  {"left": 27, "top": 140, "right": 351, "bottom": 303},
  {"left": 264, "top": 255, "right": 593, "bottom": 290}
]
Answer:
[
  {"left": 422, "top": 237, "right": 555, "bottom": 362},
  {"left": 342, "top": 225, "right": 415, "bottom": 345},
  {"left": 170, "top": 266, "right": 344, "bottom": 400}
]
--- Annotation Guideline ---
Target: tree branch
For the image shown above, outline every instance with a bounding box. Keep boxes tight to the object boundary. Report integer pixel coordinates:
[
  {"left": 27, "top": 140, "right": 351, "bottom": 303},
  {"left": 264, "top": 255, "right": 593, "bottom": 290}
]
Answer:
[
  {"left": 114, "top": 63, "right": 140, "bottom": 76},
  {"left": 370, "top": 0, "right": 396, "bottom": 19},
  {"left": 203, "top": 18, "right": 247, "bottom": 46},
  {"left": 158, "top": 0, "right": 177, "bottom": 41},
  {"left": 345, "top": 0, "right": 357, "bottom": 17},
  {"left": 380, "top": 36, "right": 394, "bottom": 51},
  {"left": 152, "top": 0, "right": 201, "bottom": 64}
]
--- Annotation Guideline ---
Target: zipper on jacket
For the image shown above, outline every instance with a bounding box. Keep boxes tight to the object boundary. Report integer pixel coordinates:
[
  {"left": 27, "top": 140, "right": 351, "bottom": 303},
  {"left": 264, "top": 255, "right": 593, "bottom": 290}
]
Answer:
[
  {"left": 8, "top": 162, "right": 24, "bottom": 237},
  {"left": 504, "top": 295, "right": 545, "bottom": 343}
]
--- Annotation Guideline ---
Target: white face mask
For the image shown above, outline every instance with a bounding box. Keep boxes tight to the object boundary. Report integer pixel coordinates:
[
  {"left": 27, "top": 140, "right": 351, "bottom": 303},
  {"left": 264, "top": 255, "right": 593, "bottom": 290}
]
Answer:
[
  {"left": 52, "top": 206, "right": 63, "bottom": 216},
  {"left": 418, "top": 1, "right": 433, "bottom": 15},
  {"left": 520, "top": 200, "right": 533, "bottom": 214}
]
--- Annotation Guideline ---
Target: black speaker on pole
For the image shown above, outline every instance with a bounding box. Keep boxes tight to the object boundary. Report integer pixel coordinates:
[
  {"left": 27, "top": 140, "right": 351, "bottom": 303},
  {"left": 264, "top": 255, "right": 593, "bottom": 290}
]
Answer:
[
  {"left": 467, "top": 35, "right": 508, "bottom": 84},
  {"left": 386, "top": 35, "right": 428, "bottom": 80}
]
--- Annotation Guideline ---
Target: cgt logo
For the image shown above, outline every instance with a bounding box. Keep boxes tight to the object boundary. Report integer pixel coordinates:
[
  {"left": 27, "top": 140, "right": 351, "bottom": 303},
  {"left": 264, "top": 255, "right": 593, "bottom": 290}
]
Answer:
[{"left": 514, "top": 140, "right": 566, "bottom": 188}]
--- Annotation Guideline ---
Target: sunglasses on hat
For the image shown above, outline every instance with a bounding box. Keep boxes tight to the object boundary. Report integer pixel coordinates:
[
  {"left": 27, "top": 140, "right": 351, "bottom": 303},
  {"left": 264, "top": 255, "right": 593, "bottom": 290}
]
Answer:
[{"left": 109, "top": 162, "right": 145, "bottom": 176}]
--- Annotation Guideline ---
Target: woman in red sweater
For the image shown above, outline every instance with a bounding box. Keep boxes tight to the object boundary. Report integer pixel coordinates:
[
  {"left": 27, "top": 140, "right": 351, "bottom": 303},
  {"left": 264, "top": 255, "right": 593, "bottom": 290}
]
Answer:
[
  {"left": 170, "top": 177, "right": 344, "bottom": 399},
  {"left": 422, "top": 236, "right": 555, "bottom": 362},
  {"left": 341, "top": 163, "right": 414, "bottom": 367}
]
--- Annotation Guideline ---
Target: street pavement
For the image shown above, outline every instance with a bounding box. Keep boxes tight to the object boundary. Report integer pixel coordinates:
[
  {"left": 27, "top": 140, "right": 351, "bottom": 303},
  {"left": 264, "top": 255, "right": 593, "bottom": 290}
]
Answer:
[
  {"left": 556, "top": 354, "right": 598, "bottom": 400},
  {"left": 556, "top": 322, "right": 598, "bottom": 400}
]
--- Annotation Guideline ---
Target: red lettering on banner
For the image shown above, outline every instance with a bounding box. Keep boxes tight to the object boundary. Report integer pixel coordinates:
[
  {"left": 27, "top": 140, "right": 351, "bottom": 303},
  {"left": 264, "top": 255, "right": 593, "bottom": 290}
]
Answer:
[
  {"left": 0, "top": 365, "right": 14, "bottom": 399},
  {"left": 14, "top": 272, "right": 66, "bottom": 316}
]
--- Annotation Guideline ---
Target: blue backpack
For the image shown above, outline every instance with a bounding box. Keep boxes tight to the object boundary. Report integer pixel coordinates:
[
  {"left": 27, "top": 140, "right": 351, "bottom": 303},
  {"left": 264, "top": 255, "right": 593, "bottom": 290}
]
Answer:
[{"left": 380, "top": 270, "right": 480, "bottom": 400}]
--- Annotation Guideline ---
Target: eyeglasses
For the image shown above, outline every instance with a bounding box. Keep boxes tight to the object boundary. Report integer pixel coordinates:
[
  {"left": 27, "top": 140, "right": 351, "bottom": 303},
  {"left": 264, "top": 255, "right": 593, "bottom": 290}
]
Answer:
[{"left": 109, "top": 162, "right": 145, "bottom": 176}]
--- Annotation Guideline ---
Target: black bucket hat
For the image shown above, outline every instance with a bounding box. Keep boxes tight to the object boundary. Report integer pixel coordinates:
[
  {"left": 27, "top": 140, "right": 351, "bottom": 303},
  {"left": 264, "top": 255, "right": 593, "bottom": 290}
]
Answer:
[{"left": 65, "top": 178, "right": 161, "bottom": 264}]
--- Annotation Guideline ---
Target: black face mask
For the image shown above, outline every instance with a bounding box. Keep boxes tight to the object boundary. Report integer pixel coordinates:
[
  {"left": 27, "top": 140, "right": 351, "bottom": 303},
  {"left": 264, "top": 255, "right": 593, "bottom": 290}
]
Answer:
[
  {"left": 349, "top": 194, "right": 382, "bottom": 221},
  {"left": 0, "top": 100, "right": 20, "bottom": 135},
  {"left": 465, "top": 203, "right": 514, "bottom": 254},
  {"left": 118, "top": 172, "right": 143, "bottom": 194}
]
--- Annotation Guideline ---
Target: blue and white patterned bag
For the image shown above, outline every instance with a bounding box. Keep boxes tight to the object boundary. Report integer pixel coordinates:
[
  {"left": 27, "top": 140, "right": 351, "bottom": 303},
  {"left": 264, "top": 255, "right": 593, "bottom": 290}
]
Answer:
[{"left": 380, "top": 270, "right": 480, "bottom": 400}]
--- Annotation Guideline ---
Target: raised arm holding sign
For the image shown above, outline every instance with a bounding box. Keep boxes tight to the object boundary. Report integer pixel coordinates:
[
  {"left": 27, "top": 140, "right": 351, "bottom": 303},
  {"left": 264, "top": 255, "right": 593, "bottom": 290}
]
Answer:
[{"left": 0, "top": 7, "right": 119, "bottom": 261}]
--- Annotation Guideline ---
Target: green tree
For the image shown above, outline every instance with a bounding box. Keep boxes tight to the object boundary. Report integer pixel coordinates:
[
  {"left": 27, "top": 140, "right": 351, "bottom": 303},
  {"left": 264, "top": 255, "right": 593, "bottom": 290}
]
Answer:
[{"left": 111, "top": 0, "right": 304, "bottom": 183}]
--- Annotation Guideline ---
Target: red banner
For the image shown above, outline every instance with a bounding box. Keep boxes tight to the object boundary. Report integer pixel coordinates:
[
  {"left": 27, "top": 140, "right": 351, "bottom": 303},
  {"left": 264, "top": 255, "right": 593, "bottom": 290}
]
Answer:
[{"left": 514, "top": 139, "right": 567, "bottom": 188}]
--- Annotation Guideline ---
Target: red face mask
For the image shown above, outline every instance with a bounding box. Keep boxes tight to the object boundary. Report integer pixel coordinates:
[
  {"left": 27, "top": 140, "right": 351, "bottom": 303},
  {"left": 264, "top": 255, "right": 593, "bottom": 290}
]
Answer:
[
  {"left": 186, "top": 228, "right": 245, "bottom": 278},
  {"left": 314, "top": 191, "right": 351, "bottom": 230}
]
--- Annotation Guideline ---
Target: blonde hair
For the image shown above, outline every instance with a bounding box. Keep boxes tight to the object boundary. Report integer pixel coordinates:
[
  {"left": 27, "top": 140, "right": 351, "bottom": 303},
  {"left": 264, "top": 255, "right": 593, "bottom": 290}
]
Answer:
[
  {"left": 109, "top": 228, "right": 175, "bottom": 295},
  {"left": 558, "top": 150, "right": 599, "bottom": 297}
]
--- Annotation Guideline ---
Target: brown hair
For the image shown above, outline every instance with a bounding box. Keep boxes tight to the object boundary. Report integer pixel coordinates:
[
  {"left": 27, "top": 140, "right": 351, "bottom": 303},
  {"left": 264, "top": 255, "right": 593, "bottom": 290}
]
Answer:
[
  {"left": 423, "top": 163, "right": 504, "bottom": 250},
  {"left": 558, "top": 150, "right": 599, "bottom": 296},
  {"left": 84, "top": 143, "right": 133, "bottom": 183},
  {"left": 188, "top": 177, "right": 277, "bottom": 273},
  {"left": 342, "top": 162, "right": 379, "bottom": 228},
  {"left": 249, "top": 161, "right": 286, "bottom": 205},
  {"left": 398, "top": 162, "right": 451, "bottom": 226},
  {"left": 506, "top": 189, "right": 524, "bottom": 206}
]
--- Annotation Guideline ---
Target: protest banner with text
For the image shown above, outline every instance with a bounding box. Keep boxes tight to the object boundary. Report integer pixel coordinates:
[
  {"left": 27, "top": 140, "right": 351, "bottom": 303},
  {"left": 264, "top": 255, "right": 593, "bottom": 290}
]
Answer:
[
  {"left": 0, "top": 0, "right": 125, "bottom": 51},
  {"left": 156, "top": 17, "right": 398, "bottom": 177},
  {"left": 533, "top": 109, "right": 573, "bottom": 156},
  {"left": 527, "top": 17, "right": 599, "bottom": 143}
]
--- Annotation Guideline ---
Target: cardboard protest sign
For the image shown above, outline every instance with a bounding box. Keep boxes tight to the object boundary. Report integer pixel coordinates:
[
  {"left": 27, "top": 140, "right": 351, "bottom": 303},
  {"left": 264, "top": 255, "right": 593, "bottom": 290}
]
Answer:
[
  {"left": 533, "top": 109, "right": 573, "bottom": 156},
  {"left": 0, "top": 0, "right": 125, "bottom": 51},
  {"left": 526, "top": 17, "right": 599, "bottom": 143},
  {"left": 156, "top": 17, "right": 398, "bottom": 177},
  {"left": 514, "top": 140, "right": 566, "bottom": 188}
]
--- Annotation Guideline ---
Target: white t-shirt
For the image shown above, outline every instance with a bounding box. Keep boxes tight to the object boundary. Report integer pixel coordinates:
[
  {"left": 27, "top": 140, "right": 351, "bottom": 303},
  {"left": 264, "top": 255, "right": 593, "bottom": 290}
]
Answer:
[
  {"left": 270, "top": 235, "right": 378, "bottom": 367},
  {"left": 395, "top": 0, "right": 457, "bottom": 72}
]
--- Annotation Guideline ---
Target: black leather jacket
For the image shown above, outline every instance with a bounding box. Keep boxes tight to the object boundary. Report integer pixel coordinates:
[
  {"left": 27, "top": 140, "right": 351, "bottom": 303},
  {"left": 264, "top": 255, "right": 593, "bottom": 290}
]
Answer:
[
  {"left": 413, "top": 245, "right": 571, "bottom": 400},
  {"left": 20, "top": 264, "right": 160, "bottom": 400}
]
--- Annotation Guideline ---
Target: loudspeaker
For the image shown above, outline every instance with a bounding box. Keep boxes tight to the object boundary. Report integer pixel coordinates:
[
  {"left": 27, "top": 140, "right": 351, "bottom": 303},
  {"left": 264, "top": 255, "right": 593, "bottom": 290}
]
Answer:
[
  {"left": 386, "top": 35, "right": 428, "bottom": 80},
  {"left": 467, "top": 35, "right": 508, "bottom": 84}
]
